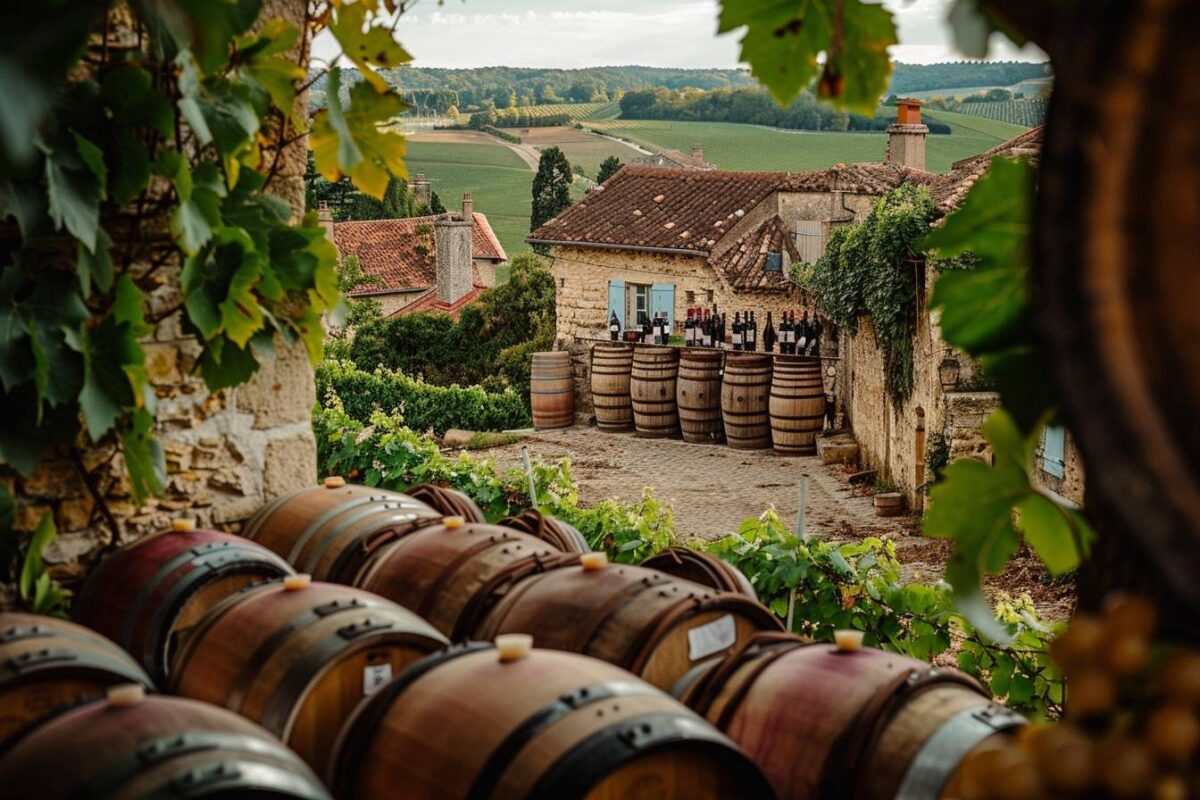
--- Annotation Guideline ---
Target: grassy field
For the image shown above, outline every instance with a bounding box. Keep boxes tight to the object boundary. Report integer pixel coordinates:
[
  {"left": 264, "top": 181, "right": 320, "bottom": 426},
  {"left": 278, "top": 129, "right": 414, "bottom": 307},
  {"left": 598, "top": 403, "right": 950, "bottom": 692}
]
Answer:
[
  {"left": 514, "top": 126, "right": 645, "bottom": 177},
  {"left": 901, "top": 77, "right": 1053, "bottom": 101},
  {"left": 404, "top": 141, "right": 534, "bottom": 257}
]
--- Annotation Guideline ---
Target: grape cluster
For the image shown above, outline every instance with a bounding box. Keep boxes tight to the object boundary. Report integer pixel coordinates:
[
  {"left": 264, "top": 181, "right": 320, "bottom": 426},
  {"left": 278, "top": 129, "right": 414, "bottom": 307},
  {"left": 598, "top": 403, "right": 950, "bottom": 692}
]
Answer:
[{"left": 946, "top": 594, "right": 1200, "bottom": 799}]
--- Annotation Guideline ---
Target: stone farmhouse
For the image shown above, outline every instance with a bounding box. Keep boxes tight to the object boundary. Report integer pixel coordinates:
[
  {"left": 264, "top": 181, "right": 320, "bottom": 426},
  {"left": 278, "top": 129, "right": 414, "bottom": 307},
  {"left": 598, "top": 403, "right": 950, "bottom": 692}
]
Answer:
[
  {"left": 325, "top": 193, "right": 508, "bottom": 319},
  {"left": 530, "top": 101, "right": 1082, "bottom": 509},
  {"left": 631, "top": 143, "right": 717, "bottom": 171}
]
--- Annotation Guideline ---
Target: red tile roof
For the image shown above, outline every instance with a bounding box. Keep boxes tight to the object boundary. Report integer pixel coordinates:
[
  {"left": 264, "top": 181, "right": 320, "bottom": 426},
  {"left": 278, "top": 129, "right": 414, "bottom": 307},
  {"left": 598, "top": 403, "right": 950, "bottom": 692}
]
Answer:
[
  {"left": 710, "top": 215, "right": 801, "bottom": 293},
  {"left": 333, "top": 213, "right": 506, "bottom": 297},
  {"left": 389, "top": 285, "right": 487, "bottom": 320},
  {"left": 527, "top": 166, "right": 786, "bottom": 255},
  {"left": 933, "top": 125, "right": 1044, "bottom": 215}
]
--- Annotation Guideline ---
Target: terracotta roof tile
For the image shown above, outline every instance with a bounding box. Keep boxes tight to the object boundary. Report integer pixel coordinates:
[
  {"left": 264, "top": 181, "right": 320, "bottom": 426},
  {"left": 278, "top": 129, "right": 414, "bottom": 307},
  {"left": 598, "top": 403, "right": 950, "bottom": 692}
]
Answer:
[
  {"left": 710, "top": 215, "right": 801, "bottom": 294},
  {"left": 334, "top": 213, "right": 505, "bottom": 296},
  {"left": 389, "top": 286, "right": 486, "bottom": 320},
  {"left": 933, "top": 125, "right": 1044, "bottom": 215},
  {"left": 528, "top": 166, "right": 785, "bottom": 253}
]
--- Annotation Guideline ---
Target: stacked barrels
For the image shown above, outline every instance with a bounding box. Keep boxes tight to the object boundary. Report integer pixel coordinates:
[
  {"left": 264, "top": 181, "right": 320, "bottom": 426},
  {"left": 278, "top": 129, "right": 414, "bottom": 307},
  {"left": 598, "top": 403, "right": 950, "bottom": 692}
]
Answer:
[{"left": 11, "top": 476, "right": 1018, "bottom": 798}]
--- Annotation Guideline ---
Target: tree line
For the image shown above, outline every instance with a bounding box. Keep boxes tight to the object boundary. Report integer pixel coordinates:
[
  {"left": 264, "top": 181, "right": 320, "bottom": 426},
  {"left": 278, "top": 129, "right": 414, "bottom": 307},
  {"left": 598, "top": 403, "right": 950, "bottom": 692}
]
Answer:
[{"left": 886, "top": 61, "right": 1051, "bottom": 94}]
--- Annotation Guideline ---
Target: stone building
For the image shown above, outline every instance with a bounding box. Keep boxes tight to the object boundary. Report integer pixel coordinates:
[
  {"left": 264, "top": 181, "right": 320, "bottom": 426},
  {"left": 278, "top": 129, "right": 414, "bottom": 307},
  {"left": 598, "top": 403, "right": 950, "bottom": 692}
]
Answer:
[
  {"left": 631, "top": 143, "right": 717, "bottom": 171},
  {"left": 328, "top": 193, "right": 508, "bottom": 319},
  {"left": 2, "top": 0, "right": 318, "bottom": 593}
]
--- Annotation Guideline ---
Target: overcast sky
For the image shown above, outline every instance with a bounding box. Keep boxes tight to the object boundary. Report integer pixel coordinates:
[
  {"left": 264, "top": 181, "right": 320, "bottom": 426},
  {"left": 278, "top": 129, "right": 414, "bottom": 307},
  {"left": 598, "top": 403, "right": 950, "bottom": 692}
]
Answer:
[{"left": 311, "top": 0, "right": 1046, "bottom": 70}]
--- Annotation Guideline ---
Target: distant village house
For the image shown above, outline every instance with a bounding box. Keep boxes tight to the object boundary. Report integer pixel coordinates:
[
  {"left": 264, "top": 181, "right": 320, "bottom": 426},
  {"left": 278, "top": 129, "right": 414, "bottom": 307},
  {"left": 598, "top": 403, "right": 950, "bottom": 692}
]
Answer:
[{"left": 631, "top": 143, "right": 717, "bottom": 171}]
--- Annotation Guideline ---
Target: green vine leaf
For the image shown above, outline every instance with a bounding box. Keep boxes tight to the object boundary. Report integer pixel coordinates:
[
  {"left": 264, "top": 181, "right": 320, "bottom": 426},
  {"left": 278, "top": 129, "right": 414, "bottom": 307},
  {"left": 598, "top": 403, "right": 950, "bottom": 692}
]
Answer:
[
  {"left": 19, "top": 511, "right": 56, "bottom": 601},
  {"left": 238, "top": 19, "right": 305, "bottom": 122},
  {"left": 42, "top": 133, "right": 104, "bottom": 251},
  {"left": 717, "top": 0, "right": 896, "bottom": 113},
  {"left": 327, "top": 1, "right": 413, "bottom": 93},
  {"left": 311, "top": 73, "right": 408, "bottom": 199},
  {"left": 78, "top": 228, "right": 114, "bottom": 295},
  {"left": 121, "top": 407, "right": 166, "bottom": 504}
]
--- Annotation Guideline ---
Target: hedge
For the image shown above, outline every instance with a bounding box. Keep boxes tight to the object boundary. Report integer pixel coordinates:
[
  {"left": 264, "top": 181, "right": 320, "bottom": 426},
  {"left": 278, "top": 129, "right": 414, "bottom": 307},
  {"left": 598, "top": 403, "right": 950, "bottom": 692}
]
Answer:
[{"left": 316, "top": 360, "right": 530, "bottom": 435}]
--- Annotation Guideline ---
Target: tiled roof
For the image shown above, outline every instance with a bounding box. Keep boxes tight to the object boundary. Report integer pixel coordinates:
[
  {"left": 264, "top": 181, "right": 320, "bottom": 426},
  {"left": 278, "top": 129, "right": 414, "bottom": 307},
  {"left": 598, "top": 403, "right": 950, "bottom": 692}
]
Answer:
[
  {"left": 631, "top": 150, "right": 716, "bottom": 171},
  {"left": 933, "top": 125, "right": 1044, "bottom": 215},
  {"left": 780, "top": 162, "right": 937, "bottom": 195},
  {"left": 333, "top": 213, "right": 505, "bottom": 296},
  {"left": 710, "top": 215, "right": 801, "bottom": 293},
  {"left": 527, "top": 166, "right": 786, "bottom": 254},
  {"left": 389, "top": 285, "right": 486, "bottom": 320}
]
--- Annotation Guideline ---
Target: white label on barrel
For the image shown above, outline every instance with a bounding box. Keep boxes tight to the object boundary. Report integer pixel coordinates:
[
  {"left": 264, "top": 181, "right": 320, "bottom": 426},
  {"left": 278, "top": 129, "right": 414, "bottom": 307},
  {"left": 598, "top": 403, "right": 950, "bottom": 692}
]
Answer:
[
  {"left": 363, "top": 663, "right": 392, "bottom": 696},
  {"left": 687, "top": 614, "right": 737, "bottom": 661}
]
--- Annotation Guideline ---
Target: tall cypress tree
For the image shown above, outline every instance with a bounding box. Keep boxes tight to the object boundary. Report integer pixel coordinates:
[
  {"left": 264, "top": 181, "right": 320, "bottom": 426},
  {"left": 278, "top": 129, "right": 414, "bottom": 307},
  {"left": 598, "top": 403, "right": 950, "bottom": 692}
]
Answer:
[{"left": 530, "top": 146, "right": 573, "bottom": 249}]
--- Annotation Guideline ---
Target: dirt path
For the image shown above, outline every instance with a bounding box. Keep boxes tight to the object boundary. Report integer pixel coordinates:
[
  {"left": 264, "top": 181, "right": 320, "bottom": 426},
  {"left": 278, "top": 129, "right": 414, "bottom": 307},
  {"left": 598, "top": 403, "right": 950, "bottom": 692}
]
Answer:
[
  {"left": 478, "top": 427, "right": 1073, "bottom": 620},
  {"left": 406, "top": 130, "right": 541, "bottom": 170}
]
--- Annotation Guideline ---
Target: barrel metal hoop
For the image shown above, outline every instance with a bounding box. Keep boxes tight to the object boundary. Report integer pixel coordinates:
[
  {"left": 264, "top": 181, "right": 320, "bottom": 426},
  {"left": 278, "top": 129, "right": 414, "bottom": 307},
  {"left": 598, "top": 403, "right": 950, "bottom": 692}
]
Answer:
[
  {"left": 301, "top": 502, "right": 424, "bottom": 576},
  {"left": 241, "top": 485, "right": 313, "bottom": 541},
  {"left": 285, "top": 495, "right": 393, "bottom": 565},
  {"left": 119, "top": 545, "right": 221, "bottom": 653},
  {"left": 894, "top": 704, "right": 1026, "bottom": 800},
  {"left": 413, "top": 533, "right": 514, "bottom": 619},
  {"left": 465, "top": 681, "right": 657, "bottom": 800}
]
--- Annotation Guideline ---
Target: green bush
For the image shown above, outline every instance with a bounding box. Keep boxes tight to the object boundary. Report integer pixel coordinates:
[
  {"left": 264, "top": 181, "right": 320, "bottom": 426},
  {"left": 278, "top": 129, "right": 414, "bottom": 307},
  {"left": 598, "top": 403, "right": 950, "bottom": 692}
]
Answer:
[{"left": 316, "top": 361, "right": 529, "bottom": 435}]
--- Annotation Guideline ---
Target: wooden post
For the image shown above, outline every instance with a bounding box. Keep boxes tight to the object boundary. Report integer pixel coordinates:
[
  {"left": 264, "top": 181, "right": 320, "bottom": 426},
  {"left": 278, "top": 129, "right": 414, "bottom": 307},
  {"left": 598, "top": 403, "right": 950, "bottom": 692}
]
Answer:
[
  {"left": 914, "top": 408, "right": 926, "bottom": 514},
  {"left": 521, "top": 447, "right": 538, "bottom": 510},
  {"left": 786, "top": 474, "right": 810, "bottom": 633}
]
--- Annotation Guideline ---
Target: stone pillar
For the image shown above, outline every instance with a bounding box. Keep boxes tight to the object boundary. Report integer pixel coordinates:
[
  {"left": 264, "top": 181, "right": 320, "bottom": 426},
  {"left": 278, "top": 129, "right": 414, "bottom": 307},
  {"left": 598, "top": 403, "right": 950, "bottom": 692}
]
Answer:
[
  {"left": 565, "top": 339, "right": 595, "bottom": 426},
  {"left": 435, "top": 213, "right": 475, "bottom": 304},
  {"left": 887, "top": 99, "right": 928, "bottom": 172}
]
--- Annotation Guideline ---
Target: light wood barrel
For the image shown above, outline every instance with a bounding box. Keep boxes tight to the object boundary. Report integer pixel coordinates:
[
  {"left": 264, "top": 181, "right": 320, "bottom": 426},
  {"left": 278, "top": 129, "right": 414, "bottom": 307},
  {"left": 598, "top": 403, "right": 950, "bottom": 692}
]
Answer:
[
  {"left": 73, "top": 527, "right": 293, "bottom": 683},
  {"left": 530, "top": 351, "right": 574, "bottom": 430},
  {"left": 769, "top": 357, "right": 825, "bottom": 455},
  {"left": 170, "top": 580, "right": 447, "bottom": 771},
  {"left": 242, "top": 482, "right": 444, "bottom": 584},
  {"left": 674, "top": 634, "right": 1025, "bottom": 800},
  {"left": 354, "top": 521, "right": 577, "bottom": 639},
  {"left": 0, "top": 613, "right": 154, "bottom": 752},
  {"left": 721, "top": 355, "right": 772, "bottom": 450},
  {"left": 329, "top": 643, "right": 775, "bottom": 800},
  {"left": 500, "top": 508, "right": 592, "bottom": 553},
  {"left": 476, "top": 562, "right": 781, "bottom": 690},
  {"left": 631, "top": 346, "right": 680, "bottom": 438},
  {"left": 406, "top": 482, "right": 488, "bottom": 523},
  {"left": 0, "top": 693, "right": 330, "bottom": 799},
  {"left": 677, "top": 350, "right": 724, "bottom": 444},
  {"left": 641, "top": 548, "right": 757, "bottom": 600},
  {"left": 591, "top": 344, "right": 635, "bottom": 432}
]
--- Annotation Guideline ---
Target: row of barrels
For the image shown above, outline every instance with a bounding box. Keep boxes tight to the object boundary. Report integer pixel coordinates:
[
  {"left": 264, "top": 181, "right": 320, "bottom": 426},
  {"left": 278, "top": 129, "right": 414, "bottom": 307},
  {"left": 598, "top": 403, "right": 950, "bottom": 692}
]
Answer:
[
  {"left": 592, "top": 344, "right": 827, "bottom": 455},
  {"left": 0, "top": 479, "right": 1025, "bottom": 799}
]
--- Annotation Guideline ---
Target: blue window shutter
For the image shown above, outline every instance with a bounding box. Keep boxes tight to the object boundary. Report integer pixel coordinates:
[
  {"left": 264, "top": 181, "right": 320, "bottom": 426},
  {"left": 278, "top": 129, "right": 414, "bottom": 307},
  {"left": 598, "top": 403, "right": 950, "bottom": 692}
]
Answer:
[
  {"left": 650, "top": 283, "right": 675, "bottom": 327},
  {"left": 607, "top": 280, "right": 626, "bottom": 329},
  {"left": 1042, "top": 425, "right": 1066, "bottom": 479}
]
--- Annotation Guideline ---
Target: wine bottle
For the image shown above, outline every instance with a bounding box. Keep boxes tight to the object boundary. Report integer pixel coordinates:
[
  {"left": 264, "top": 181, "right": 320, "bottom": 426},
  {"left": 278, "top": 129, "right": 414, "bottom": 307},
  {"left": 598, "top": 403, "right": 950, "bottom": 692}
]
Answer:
[
  {"left": 732, "top": 312, "right": 743, "bottom": 351},
  {"left": 662, "top": 311, "right": 672, "bottom": 342},
  {"left": 779, "top": 311, "right": 791, "bottom": 354},
  {"left": 746, "top": 311, "right": 757, "bottom": 352},
  {"left": 609, "top": 310, "right": 621, "bottom": 341},
  {"left": 701, "top": 309, "right": 712, "bottom": 348},
  {"left": 763, "top": 311, "right": 776, "bottom": 353},
  {"left": 808, "top": 313, "right": 822, "bottom": 357},
  {"left": 798, "top": 310, "right": 809, "bottom": 353}
]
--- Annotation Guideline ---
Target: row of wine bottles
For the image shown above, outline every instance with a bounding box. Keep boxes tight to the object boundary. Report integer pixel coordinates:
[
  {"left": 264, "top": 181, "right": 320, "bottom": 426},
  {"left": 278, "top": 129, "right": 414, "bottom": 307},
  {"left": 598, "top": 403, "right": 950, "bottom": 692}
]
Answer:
[{"left": 608, "top": 306, "right": 822, "bottom": 355}]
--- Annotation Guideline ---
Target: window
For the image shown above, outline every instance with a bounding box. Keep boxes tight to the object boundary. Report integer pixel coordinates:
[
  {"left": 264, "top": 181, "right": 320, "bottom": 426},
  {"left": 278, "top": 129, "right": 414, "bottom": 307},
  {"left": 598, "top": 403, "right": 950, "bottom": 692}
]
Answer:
[
  {"left": 764, "top": 251, "right": 782, "bottom": 272},
  {"left": 706, "top": 289, "right": 714, "bottom": 302},
  {"left": 628, "top": 284, "right": 649, "bottom": 327},
  {"left": 1041, "top": 425, "right": 1066, "bottom": 479},
  {"left": 686, "top": 290, "right": 696, "bottom": 303}
]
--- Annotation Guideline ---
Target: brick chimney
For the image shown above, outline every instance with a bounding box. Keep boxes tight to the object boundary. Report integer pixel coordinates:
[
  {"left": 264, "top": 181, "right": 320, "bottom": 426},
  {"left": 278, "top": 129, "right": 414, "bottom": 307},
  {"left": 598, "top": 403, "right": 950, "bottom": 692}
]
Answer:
[
  {"left": 435, "top": 209, "right": 474, "bottom": 305},
  {"left": 887, "top": 99, "right": 928, "bottom": 171},
  {"left": 462, "top": 192, "right": 474, "bottom": 221},
  {"left": 692, "top": 143, "right": 704, "bottom": 162},
  {"left": 410, "top": 173, "right": 431, "bottom": 207}
]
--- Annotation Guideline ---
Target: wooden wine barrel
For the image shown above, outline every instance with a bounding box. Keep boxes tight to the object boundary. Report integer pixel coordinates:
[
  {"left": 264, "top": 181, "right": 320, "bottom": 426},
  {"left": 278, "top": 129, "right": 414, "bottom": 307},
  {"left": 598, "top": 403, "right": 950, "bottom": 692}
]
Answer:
[
  {"left": 721, "top": 355, "right": 772, "bottom": 450},
  {"left": 630, "top": 346, "right": 680, "bottom": 438},
  {"left": 769, "top": 357, "right": 825, "bottom": 455},
  {"left": 242, "top": 481, "right": 444, "bottom": 583},
  {"left": 673, "top": 634, "right": 1025, "bottom": 800},
  {"left": 355, "top": 522, "right": 579, "bottom": 639},
  {"left": 590, "top": 343, "right": 635, "bottom": 432},
  {"left": 405, "top": 482, "right": 487, "bottom": 523},
  {"left": 1037, "top": 0, "right": 1200, "bottom": 623},
  {"left": 0, "top": 690, "right": 330, "bottom": 799},
  {"left": 677, "top": 350, "right": 724, "bottom": 444},
  {"left": 641, "top": 548, "right": 757, "bottom": 600},
  {"left": 530, "top": 351, "right": 575, "bottom": 430},
  {"left": 170, "top": 579, "right": 448, "bottom": 770},
  {"left": 0, "top": 613, "right": 154, "bottom": 752},
  {"left": 476, "top": 561, "right": 782, "bottom": 690},
  {"left": 500, "top": 508, "right": 591, "bottom": 553},
  {"left": 73, "top": 526, "right": 293, "bottom": 683},
  {"left": 329, "top": 643, "right": 775, "bottom": 800}
]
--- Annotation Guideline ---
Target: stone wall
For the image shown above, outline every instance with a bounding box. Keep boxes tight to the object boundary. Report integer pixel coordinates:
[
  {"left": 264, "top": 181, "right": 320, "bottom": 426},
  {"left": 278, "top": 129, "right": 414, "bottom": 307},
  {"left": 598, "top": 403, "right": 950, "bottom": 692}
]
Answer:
[
  {"left": 1033, "top": 428, "right": 1087, "bottom": 506},
  {"left": 942, "top": 392, "right": 1001, "bottom": 463},
  {"left": 2, "top": 0, "right": 317, "bottom": 592}
]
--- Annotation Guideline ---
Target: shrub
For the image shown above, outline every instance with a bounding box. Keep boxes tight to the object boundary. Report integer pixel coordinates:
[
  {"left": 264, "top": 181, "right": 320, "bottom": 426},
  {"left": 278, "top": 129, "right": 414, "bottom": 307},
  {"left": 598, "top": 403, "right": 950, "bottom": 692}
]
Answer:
[{"left": 316, "top": 361, "right": 529, "bottom": 435}]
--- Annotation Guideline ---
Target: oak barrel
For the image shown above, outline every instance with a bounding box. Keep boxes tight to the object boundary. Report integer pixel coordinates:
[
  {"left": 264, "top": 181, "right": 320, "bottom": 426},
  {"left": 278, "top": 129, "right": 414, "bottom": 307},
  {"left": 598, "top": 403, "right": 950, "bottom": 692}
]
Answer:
[
  {"left": 405, "top": 482, "right": 487, "bottom": 523},
  {"left": 356, "top": 521, "right": 577, "bottom": 639},
  {"left": 475, "top": 562, "right": 781, "bottom": 690},
  {"left": 0, "top": 613, "right": 154, "bottom": 751},
  {"left": 329, "top": 643, "right": 775, "bottom": 800},
  {"left": 73, "top": 526, "right": 293, "bottom": 683},
  {"left": 590, "top": 343, "right": 635, "bottom": 432},
  {"left": 0, "top": 691, "right": 330, "bottom": 799},
  {"left": 721, "top": 355, "right": 772, "bottom": 450},
  {"left": 500, "top": 508, "right": 591, "bottom": 553},
  {"left": 242, "top": 481, "right": 444, "bottom": 583},
  {"left": 641, "top": 548, "right": 757, "bottom": 599},
  {"left": 170, "top": 579, "right": 447, "bottom": 770},
  {"left": 769, "top": 357, "right": 825, "bottom": 455},
  {"left": 673, "top": 634, "right": 1025, "bottom": 800},
  {"left": 677, "top": 350, "right": 725, "bottom": 444},
  {"left": 630, "top": 346, "right": 680, "bottom": 438},
  {"left": 530, "top": 351, "right": 574, "bottom": 430}
]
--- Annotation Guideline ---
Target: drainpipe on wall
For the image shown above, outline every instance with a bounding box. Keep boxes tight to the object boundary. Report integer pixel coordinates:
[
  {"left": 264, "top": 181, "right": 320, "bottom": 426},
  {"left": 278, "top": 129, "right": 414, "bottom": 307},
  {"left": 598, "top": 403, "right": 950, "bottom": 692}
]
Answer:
[{"left": 914, "top": 408, "right": 926, "bottom": 513}]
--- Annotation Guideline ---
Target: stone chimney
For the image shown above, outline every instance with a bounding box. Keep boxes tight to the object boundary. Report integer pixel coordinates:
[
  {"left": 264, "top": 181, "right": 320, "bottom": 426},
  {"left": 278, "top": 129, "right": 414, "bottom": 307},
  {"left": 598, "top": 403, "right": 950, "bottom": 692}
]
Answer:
[
  {"left": 317, "top": 201, "right": 336, "bottom": 252},
  {"left": 435, "top": 210, "right": 474, "bottom": 305},
  {"left": 462, "top": 192, "right": 474, "bottom": 221},
  {"left": 692, "top": 143, "right": 704, "bottom": 162},
  {"left": 887, "top": 99, "right": 928, "bottom": 171},
  {"left": 410, "top": 173, "right": 431, "bottom": 207}
]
